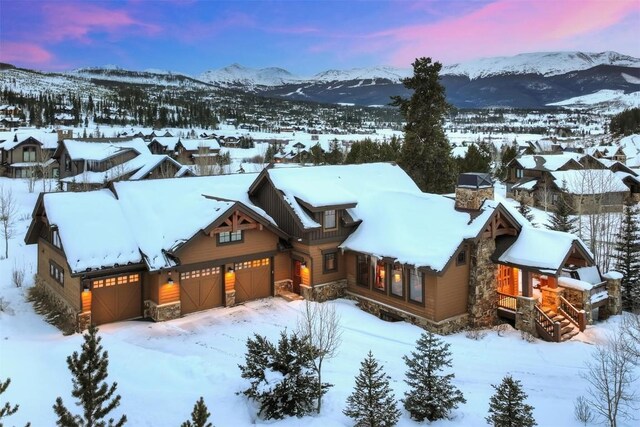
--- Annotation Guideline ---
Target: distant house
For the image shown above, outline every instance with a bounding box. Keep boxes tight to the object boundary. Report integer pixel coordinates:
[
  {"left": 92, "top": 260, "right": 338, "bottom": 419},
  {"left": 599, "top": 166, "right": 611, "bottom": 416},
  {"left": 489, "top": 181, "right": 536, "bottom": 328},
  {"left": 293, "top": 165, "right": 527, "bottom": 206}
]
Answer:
[
  {"left": 175, "top": 138, "right": 221, "bottom": 164},
  {"left": 25, "top": 164, "right": 622, "bottom": 342},
  {"left": 0, "top": 130, "right": 62, "bottom": 178},
  {"left": 148, "top": 136, "right": 181, "bottom": 155}
]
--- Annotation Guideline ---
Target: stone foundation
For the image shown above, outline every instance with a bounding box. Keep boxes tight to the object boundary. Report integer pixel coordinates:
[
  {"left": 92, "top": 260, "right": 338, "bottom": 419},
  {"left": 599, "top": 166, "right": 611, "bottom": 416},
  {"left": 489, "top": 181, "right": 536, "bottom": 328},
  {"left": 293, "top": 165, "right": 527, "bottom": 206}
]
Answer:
[
  {"left": 302, "top": 280, "right": 346, "bottom": 302},
  {"left": 515, "top": 296, "right": 538, "bottom": 338},
  {"left": 468, "top": 239, "right": 498, "bottom": 327},
  {"left": 560, "top": 286, "right": 593, "bottom": 324},
  {"left": 225, "top": 290, "right": 236, "bottom": 307},
  {"left": 347, "top": 292, "right": 469, "bottom": 335},
  {"left": 275, "top": 279, "right": 293, "bottom": 296},
  {"left": 34, "top": 274, "right": 84, "bottom": 332},
  {"left": 144, "top": 300, "right": 181, "bottom": 322}
]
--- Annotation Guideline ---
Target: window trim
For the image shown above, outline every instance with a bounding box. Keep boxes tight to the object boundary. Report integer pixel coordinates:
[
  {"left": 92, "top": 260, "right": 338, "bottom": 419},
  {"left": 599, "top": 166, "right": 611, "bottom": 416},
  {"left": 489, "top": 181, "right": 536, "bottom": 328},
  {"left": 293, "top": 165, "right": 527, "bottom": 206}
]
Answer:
[
  {"left": 374, "top": 261, "right": 387, "bottom": 294},
  {"left": 22, "top": 146, "right": 36, "bottom": 162},
  {"left": 356, "top": 254, "right": 370, "bottom": 288},
  {"left": 390, "top": 264, "right": 404, "bottom": 299},
  {"left": 323, "top": 209, "right": 337, "bottom": 231},
  {"left": 49, "top": 260, "right": 64, "bottom": 287},
  {"left": 217, "top": 230, "right": 243, "bottom": 245},
  {"left": 322, "top": 251, "right": 338, "bottom": 274},
  {"left": 52, "top": 228, "right": 62, "bottom": 250}
]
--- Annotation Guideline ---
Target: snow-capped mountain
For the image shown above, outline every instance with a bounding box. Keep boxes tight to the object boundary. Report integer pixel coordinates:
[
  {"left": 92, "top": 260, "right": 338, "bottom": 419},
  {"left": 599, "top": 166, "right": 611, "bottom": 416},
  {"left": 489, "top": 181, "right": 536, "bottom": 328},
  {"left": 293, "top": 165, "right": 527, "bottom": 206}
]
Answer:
[
  {"left": 312, "top": 66, "right": 412, "bottom": 83},
  {"left": 198, "top": 63, "right": 301, "bottom": 87},
  {"left": 441, "top": 51, "right": 640, "bottom": 80}
]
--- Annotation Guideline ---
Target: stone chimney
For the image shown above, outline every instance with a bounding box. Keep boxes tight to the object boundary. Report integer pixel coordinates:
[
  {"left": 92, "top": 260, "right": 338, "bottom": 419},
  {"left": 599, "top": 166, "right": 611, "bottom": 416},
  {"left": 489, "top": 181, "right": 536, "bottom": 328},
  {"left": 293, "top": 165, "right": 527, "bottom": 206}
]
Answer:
[
  {"left": 455, "top": 173, "right": 494, "bottom": 210},
  {"left": 57, "top": 129, "right": 73, "bottom": 142}
]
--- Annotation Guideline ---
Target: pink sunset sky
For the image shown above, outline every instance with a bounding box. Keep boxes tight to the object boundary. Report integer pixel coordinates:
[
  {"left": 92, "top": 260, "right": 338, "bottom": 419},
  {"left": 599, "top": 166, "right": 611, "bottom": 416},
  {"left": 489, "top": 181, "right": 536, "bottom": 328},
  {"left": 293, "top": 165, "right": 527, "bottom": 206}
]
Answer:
[{"left": 1, "top": 0, "right": 638, "bottom": 75}]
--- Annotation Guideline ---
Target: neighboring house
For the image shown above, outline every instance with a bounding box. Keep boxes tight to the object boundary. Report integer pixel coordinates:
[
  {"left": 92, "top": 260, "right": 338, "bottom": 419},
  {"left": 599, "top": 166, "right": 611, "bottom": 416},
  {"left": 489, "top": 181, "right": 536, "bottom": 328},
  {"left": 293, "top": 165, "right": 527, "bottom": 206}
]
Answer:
[
  {"left": 0, "top": 130, "right": 63, "bottom": 178},
  {"left": 546, "top": 169, "right": 631, "bottom": 212},
  {"left": 585, "top": 145, "right": 627, "bottom": 163},
  {"left": 506, "top": 153, "right": 583, "bottom": 186},
  {"left": 148, "top": 136, "right": 181, "bottom": 155},
  {"left": 175, "top": 138, "right": 221, "bottom": 164},
  {"left": 25, "top": 164, "right": 622, "bottom": 342}
]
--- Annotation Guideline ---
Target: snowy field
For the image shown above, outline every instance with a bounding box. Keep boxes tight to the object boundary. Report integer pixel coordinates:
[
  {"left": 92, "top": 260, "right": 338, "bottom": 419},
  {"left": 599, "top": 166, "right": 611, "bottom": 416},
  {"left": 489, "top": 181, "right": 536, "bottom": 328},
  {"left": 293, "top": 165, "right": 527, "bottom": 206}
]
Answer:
[{"left": 0, "top": 178, "right": 638, "bottom": 427}]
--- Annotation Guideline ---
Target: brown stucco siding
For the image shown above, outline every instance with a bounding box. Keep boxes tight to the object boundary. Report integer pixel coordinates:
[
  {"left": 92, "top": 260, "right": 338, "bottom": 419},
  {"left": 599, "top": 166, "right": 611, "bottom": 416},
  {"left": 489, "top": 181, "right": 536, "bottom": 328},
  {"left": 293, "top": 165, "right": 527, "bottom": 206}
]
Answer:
[
  {"left": 177, "top": 228, "right": 279, "bottom": 266},
  {"left": 38, "top": 238, "right": 81, "bottom": 311}
]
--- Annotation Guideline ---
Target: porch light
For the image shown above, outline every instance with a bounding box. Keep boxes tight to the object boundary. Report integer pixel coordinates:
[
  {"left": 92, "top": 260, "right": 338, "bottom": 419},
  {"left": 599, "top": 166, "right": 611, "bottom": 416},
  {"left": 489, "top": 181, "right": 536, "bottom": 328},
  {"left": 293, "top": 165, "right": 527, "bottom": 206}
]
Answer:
[
  {"left": 82, "top": 284, "right": 90, "bottom": 293},
  {"left": 300, "top": 262, "right": 307, "bottom": 269},
  {"left": 228, "top": 266, "right": 235, "bottom": 273},
  {"left": 167, "top": 273, "right": 174, "bottom": 285}
]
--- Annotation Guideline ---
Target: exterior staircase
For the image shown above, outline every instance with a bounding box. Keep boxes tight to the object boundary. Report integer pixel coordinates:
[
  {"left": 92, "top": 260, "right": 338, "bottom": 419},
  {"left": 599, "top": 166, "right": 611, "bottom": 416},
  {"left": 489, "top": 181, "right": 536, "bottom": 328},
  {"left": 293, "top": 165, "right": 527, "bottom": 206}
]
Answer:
[
  {"left": 278, "top": 290, "right": 304, "bottom": 302},
  {"left": 542, "top": 307, "right": 579, "bottom": 342}
]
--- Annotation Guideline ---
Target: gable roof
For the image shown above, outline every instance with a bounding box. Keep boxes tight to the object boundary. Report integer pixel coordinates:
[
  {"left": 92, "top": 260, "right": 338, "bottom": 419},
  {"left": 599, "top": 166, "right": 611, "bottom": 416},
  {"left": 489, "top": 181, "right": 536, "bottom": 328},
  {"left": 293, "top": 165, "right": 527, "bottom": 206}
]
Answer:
[
  {"left": 0, "top": 130, "right": 59, "bottom": 151},
  {"left": 59, "top": 138, "right": 150, "bottom": 161},
  {"left": 177, "top": 138, "right": 221, "bottom": 151},
  {"left": 511, "top": 153, "right": 583, "bottom": 171},
  {"left": 150, "top": 136, "right": 181, "bottom": 151},
  {"left": 550, "top": 169, "right": 630, "bottom": 194}
]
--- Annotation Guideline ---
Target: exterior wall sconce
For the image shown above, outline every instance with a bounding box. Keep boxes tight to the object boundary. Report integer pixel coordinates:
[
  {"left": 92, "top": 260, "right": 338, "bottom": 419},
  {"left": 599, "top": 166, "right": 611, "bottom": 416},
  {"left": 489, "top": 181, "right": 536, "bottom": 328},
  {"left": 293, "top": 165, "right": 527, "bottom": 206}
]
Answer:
[
  {"left": 228, "top": 266, "right": 235, "bottom": 273},
  {"left": 167, "top": 272, "right": 174, "bottom": 285},
  {"left": 82, "top": 284, "right": 90, "bottom": 293},
  {"left": 300, "top": 261, "right": 307, "bottom": 269}
]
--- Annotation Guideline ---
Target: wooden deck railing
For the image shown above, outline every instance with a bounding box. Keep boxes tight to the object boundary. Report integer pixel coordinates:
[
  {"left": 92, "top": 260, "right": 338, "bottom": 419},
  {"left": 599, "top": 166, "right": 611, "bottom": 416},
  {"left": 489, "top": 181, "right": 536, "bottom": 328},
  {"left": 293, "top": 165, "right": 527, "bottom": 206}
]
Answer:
[
  {"left": 559, "top": 296, "right": 586, "bottom": 332},
  {"left": 535, "top": 305, "right": 561, "bottom": 342},
  {"left": 497, "top": 292, "right": 517, "bottom": 311}
]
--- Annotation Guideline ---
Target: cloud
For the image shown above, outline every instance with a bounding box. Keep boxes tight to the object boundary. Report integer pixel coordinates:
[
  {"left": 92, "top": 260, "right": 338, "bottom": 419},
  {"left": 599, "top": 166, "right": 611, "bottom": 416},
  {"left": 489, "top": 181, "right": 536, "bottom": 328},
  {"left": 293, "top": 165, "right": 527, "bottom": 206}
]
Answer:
[
  {"left": 352, "top": 0, "right": 640, "bottom": 66},
  {"left": 41, "top": 2, "right": 161, "bottom": 43},
  {"left": 0, "top": 42, "right": 53, "bottom": 65}
]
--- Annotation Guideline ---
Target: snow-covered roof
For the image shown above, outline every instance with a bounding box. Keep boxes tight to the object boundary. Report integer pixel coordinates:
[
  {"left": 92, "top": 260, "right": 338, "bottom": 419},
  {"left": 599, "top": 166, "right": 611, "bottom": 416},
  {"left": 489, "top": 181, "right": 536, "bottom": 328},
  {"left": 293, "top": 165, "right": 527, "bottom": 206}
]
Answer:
[
  {"left": 59, "top": 154, "right": 184, "bottom": 184},
  {"left": 551, "top": 169, "right": 630, "bottom": 194},
  {"left": 151, "top": 136, "right": 180, "bottom": 151},
  {"left": 0, "top": 130, "right": 59, "bottom": 151},
  {"left": 62, "top": 138, "right": 150, "bottom": 161},
  {"left": 511, "top": 179, "right": 537, "bottom": 191},
  {"left": 340, "top": 192, "right": 496, "bottom": 272},
  {"left": 498, "top": 227, "right": 591, "bottom": 272},
  {"left": 178, "top": 138, "right": 221, "bottom": 151},
  {"left": 515, "top": 153, "right": 582, "bottom": 171},
  {"left": 43, "top": 190, "right": 142, "bottom": 272},
  {"left": 263, "top": 163, "right": 420, "bottom": 229}
]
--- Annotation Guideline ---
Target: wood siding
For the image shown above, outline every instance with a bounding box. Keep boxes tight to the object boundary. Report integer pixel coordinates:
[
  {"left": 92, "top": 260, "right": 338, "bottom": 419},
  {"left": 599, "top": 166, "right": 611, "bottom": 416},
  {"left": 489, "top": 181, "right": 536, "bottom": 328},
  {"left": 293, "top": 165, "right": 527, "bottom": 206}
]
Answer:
[
  {"left": 274, "top": 252, "right": 291, "bottom": 282},
  {"left": 305, "top": 210, "right": 355, "bottom": 243},
  {"left": 145, "top": 271, "right": 180, "bottom": 305},
  {"left": 38, "top": 238, "right": 82, "bottom": 311},
  {"left": 434, "top": 249, "right": 470, "bottom": 321},
  {"left": 291, "top": 242, "right": 345, "bottom": 285},
  {"left": 177, "top": 228, "right": 279, "bottom": 266},
  {"left": 251, "top": 179, "right": 304, "bottom": 238}
]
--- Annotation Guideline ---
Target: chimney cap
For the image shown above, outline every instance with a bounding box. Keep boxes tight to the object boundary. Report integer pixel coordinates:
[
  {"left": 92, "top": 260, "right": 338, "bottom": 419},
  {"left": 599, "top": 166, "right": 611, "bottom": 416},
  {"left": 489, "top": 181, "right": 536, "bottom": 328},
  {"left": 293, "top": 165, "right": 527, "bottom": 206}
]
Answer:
[{"left": 457, "top": 172, "right": 493, "bottom": 189}]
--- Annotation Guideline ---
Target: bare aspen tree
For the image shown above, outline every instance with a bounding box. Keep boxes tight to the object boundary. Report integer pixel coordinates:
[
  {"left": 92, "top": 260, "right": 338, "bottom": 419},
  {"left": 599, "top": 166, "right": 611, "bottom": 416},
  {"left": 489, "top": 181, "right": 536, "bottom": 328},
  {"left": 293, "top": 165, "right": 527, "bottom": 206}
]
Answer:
[
  {"left": 581, "top": 329, "right": 638, "bottom": 427},
  {"left": 296, "top": 300, "right": 342, "bottom": 413},
  {"left": 37, "top": 147, "right": 55, "bottom": 193},
  {"left": 622, "top": 312, "right": 640, "bottom": 361},
  {"left": 0, "top": 186, "right": 18, "bottom": 259}
]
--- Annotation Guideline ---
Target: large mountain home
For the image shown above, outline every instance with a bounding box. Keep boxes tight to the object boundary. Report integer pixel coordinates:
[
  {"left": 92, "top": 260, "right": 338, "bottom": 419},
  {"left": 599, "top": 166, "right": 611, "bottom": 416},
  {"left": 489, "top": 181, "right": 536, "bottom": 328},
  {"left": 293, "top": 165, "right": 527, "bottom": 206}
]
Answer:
[
  {"left": 25, "top": 163, "right": 622, "bottom": 342},
  {"left": 54, "top": 137, "right": 192, "bottom": 190},
  {"left": 0, "top": 129, "right": 66, "bottom": 178}
]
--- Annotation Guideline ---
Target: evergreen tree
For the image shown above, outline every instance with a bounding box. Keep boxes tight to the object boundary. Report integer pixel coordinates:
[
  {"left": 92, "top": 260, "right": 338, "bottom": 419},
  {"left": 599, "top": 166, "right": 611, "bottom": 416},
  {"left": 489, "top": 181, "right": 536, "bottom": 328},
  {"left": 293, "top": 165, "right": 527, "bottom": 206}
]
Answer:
[
  {"left": 402, "top": 332, "right": 466, "bottom": 421},
  {"left": 486, "top": 375, "right": 537, "bottom": 427},
  {"left": 181, "top": 397, "right": 213, "bottom": 427},
  {"left": 325, "top": 139, "right": 344, "bottom": 165},
  {"left": 497, "top": 145, "right": 518, "bottom": 180},
  {"left": 611, "top": 199, "right": 640, "bottom": 311},
  {"left": 456, "top": 143, "right": 492, "bottom": 174},
  {"left": 1, "top": 378, "right": 29, "bottom": 426},
  {"left": 343, "top": 351, "right": 400, "bottom": 427},
  {"left": 517, "top": 196, "right": 535, "bottom": 224},
  {"left": 391, "top": 57, "right": 456, "bottom": 194},
  {"left": 546, "top": 181, "right": 577, "bottom": 234},
  {"left": 238, "top": 331, "right": 328, "bottom": 420},
  {"left": 53, "top": 325, "right": 126, "bottom": 427}
]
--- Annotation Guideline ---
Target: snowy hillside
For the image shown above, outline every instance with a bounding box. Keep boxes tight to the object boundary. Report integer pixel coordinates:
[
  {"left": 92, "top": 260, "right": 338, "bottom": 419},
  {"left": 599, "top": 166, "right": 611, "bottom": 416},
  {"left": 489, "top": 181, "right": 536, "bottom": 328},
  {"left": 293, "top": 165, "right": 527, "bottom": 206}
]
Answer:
[
  {"left": 69, "top": 67, "right": 209, "bottom": 88},
  {"left": 198, "top": 63, "right": 301, "bottom": 87},
  {"left": 548, "top": 90, "right": 640, "bottom": 113},
  {"left": 442, "top": 51, "right": 640, "bottom": 80},
  {"left": 312, "top": 66, "right": 412, "bottom": 83}
]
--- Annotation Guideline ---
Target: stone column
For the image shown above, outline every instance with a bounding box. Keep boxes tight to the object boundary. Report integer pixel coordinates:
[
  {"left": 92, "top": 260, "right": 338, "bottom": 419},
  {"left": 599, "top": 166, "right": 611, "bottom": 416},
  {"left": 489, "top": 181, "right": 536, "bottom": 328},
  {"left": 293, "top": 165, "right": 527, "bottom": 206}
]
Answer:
[
  {"left": 515, "top": 296, "right": 538, "bottom": 337},
  {"left": 468, "top": 239, "right": 498, "bottom": 328},
  {"left": 540, "top": 286, "right": 562, "bottom": 311},
  {"left": 77, "top": 312, "right": 92, "bottom": 332},
  {"left": 605, "top": 275, "right": 622, "bottom": 316},
  {"left": 144, "top": 300, "right": 181, "bottom": 321},
  {"left": 225, "top": 290, "right": 236, "bottom": 307}
]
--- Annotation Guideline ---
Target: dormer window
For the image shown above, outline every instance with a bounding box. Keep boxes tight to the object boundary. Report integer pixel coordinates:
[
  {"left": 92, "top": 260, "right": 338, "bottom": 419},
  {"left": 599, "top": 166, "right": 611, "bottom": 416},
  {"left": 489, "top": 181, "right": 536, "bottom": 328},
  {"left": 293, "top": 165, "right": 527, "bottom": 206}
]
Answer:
[
  {"left": 52, "top": 229, "right": 62, "bottom": 249},
  {"left": 323, "top": 210, "right": 337, "bottom": 230}
]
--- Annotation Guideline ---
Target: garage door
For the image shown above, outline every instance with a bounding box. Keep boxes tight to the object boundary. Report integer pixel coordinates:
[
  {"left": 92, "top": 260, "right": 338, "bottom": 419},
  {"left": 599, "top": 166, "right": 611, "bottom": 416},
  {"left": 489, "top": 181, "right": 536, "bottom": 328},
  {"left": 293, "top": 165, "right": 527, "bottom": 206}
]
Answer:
[
  {"left": 180, "top": 267, "right": 223, "bottom": 314},
  {"left": 234, "top": 258, "right": 271, "bottom": 303},
  {"left": 91, "top": 273, "right": 142, "bottom": 325}
]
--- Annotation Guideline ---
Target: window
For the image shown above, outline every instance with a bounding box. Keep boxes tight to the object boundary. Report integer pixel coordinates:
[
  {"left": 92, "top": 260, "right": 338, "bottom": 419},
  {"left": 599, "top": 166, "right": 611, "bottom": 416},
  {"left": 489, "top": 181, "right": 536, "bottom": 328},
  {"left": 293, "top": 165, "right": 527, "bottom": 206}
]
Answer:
[
  {"left": 516, "top": 168, "right": 524, "bottom": 178},
  {"left": 456, "top": 250, "right": 466, "bottom": 266},
  {"left": 52, "top": 229, "right": 62, "bottom": 249},
  {"left": 218, "top": 230, "right": 242, "bottom": 244},
  {"left": 23, "top": 146, "right": 36, "bottom": 162},
  {"left": 356, "top": 255, "right": 370, "bottom": 287},
  {"left": 408, "top": 268, "right": 423, "bottom": 303},
  {"left": 323, "top": 251, "right": 337, "bottom": 273},
  {"left": 64, "top": 157, "right": 71, "bottom": 172},
  {"left": 391, "top": 265, "right": 403, "bottom": 297},
  {"left": 49, "top": 260, "right": 64, "bottom": 286},
  {"left": 323, "top": 210, "right": 337, "bottom": 230},
  {"left": 374, "top": 261, "right": 386, "bottom": 292}
]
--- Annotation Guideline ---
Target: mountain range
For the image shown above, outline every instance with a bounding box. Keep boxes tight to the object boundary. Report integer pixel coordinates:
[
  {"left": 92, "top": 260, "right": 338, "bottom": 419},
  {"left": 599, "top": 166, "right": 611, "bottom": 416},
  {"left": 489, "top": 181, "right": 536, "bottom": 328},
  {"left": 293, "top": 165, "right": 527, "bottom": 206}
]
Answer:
[{"left": 3, "top": 51, "right": 639, "bottom": 109}]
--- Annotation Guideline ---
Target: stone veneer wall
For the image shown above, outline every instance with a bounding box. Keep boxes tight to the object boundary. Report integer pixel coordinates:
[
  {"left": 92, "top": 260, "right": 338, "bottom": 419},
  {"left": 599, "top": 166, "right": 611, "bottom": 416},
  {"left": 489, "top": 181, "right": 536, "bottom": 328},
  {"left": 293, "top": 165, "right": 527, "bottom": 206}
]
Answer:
[
  {"left": 348, "top": 292, "right": 469, "bottom": 335},
  {"left": 605, "top": 277, "right": 622, "bottom": 316},
  {"left": 301, "top": 280, "right": 346, "bottom": 302},
  {"left": 225, "top": 290, "right": 236, "bottom": 307},
  {"left": 560, "top": 286, "right": 593, "bottom": 324},
  {"left": 515, "top": 296, "right": 538, "bottom": 337},
  {"left": 455, "top": 186, "right": 495, "bottom": 210},
  {"left": 34, "top": 274, "right": 84, "bottom": 332},
  {"left": 144, "top": 300, "right": 181, "bottom": 322},
  {"left": 467, "top": 238, "right": 498, "bottom": 328},
  {"left": 274, "top": 279, "right": 293, "bottom": 296}
]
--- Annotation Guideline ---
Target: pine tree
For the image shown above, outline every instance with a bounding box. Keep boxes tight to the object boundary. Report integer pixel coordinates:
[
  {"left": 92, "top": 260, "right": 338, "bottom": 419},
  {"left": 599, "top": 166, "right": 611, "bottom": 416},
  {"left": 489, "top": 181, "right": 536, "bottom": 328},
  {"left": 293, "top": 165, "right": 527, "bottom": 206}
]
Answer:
[
  {"left": 53, "top": 325, "right": 127, "bottom": 427},
  {"left": 391, "top": 57, "right": 456, "bottom": 194},
  {"left": 402, "top": 332, "right": 466, "bottom": 421},
  {"left": 611, "top": 199, "right": 640, "bottom": 311},
  {"left": 486, "top": 375, "right": 537, "bottom": 427},
  {"left": 343, "top": 351, "right": 400, "bottom": 427},
  {"left": 517, "top": 196, "right": 535, "bottom": 224},
  {"left": 181, "top": 397, "right": 213, "bottom": 427},
  {"left": 546, "top": 181, "right": 577, "bottom": 234},
  {"left": 1, "top": 378, "right": 30, "bottom": 426},
  {"left": 456, "top": 143, "right": 492, "bottom": 174},
  {"left": 498, "top": 145, "right": 518, "bottom": 180}
]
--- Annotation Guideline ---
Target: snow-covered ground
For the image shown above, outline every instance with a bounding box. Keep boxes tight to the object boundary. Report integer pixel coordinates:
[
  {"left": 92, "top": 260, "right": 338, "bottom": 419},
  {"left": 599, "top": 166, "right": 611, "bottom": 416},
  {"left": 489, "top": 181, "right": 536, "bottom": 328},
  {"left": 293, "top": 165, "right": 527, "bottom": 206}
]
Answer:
[{"left": 0, "top": 176, "right": 638, "bottom": 426}]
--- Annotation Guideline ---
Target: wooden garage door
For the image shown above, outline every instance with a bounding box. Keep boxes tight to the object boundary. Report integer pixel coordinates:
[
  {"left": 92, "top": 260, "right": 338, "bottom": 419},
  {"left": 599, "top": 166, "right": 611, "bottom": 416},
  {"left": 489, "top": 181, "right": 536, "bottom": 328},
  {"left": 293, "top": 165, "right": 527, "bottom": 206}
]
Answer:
[
  {"left": 180, "top": 267, "right": 222, "bottom": 314},
  {"left": 235, "top": 258, "right": 271, "bottom": 303},
  {"left": 91, "top": 274, "right": 142, "bottom": 325}
]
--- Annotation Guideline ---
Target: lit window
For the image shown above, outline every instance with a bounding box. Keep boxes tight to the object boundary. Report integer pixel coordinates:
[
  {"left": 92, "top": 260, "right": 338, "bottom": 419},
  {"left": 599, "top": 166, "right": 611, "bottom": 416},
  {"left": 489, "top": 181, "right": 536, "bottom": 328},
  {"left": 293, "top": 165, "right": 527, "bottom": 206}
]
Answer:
[
  {"left": 391, "top": 266, "right": 403, "bottom": 297},
  {"left": 375, "top": 261, "right": 386, "bottom": 291},
  {"left": 218, "top": 230, "right": 242, "bottom": 244},
  {"left": 323, "top": 210, "right": 337, "bottom": 230},
  {"left": 323, "top": 252, "right": 337, "bottom": 273}
]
